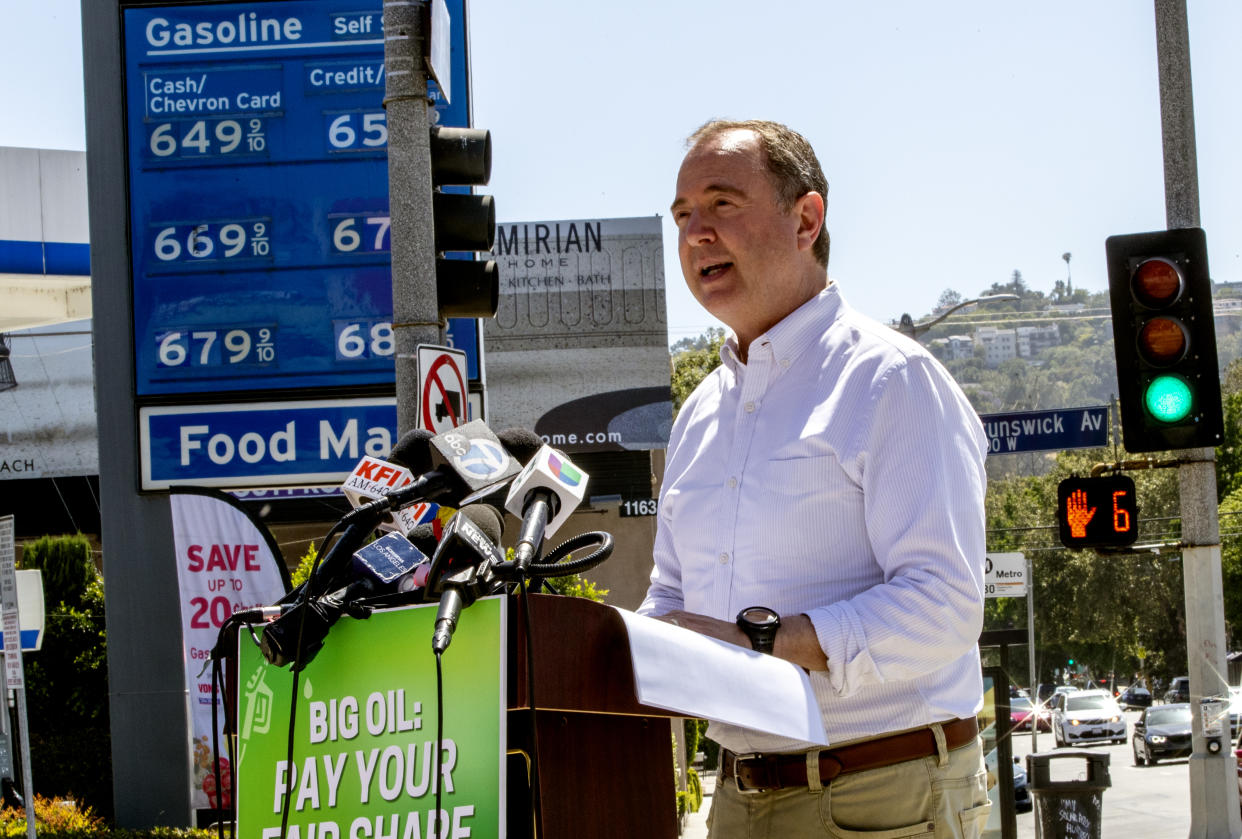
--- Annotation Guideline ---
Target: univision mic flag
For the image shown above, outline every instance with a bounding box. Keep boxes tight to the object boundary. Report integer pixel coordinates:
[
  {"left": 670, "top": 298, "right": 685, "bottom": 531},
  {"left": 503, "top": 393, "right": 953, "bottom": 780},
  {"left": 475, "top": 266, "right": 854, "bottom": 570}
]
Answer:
[{"left": 170, "top": 488, "right": 290, "bottom": 814}]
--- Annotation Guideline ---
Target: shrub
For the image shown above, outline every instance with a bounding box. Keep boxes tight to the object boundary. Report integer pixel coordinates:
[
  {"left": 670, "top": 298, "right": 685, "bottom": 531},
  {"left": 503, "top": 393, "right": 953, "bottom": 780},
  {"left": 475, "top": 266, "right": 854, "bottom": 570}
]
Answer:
[
  {"left": 17, "top": 535, "right": 112, "bottom": 818},
  {"left": 0, "top": 796, "right": 219, "bottom": 839}
]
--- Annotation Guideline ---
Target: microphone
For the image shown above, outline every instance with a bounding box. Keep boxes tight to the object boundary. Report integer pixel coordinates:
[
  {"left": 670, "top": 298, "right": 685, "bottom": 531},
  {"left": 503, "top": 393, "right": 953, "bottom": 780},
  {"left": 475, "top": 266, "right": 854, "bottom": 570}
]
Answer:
[
  {"left": 344, "top": 421, "right": 523, "bottom": 523},
  {"left": 503, "top": 445, "right": 589, "bottom": 573},
  {"left": 260, "top": 526, "right": 440, "bottom": 669},
  {"left": 351, "top": 531, "right": 433, "bottom": 594},
  {"left": 340, "top": 430, "right": 439, "bottom": 533},
  {"left": 427, "top": 504, "right": 506, "bottom": 654}
]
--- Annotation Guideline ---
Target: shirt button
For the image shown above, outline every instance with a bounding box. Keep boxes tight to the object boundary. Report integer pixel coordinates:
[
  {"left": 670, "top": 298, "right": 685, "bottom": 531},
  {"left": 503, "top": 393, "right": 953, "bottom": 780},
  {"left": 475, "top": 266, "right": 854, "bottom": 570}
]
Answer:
[
  {"left": 780, "top": 359, "right": 790, "bottom": 369},
  {"left": 719, "top": 553, "right": 729, "bottom": 564},
  {"left": 745, "top": 402, "right": 756, "bottom": 413},
  {"left": 727, "top": 477, "right": 737, "bottom": 488}
]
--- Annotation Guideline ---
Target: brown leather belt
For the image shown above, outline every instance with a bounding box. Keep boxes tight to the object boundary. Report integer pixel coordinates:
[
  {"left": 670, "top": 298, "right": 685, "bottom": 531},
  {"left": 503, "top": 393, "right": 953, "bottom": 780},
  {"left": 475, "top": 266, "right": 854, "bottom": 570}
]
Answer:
[{"left": 721, "top": 717, "right": 979, "bottom": 794}]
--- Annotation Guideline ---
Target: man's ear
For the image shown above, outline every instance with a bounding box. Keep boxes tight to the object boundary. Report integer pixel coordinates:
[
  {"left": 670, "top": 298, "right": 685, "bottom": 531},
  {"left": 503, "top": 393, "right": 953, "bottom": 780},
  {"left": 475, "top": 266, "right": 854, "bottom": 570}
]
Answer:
[{"left": 793, "top": 191, "right": 826, "bottom": 253}]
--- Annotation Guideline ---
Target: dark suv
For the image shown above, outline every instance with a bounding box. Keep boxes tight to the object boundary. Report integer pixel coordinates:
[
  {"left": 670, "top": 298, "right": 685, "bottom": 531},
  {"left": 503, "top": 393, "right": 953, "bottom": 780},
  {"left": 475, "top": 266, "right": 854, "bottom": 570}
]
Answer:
[{"left": 1164, "top": 676, "right": 1190, "bottom": 703}]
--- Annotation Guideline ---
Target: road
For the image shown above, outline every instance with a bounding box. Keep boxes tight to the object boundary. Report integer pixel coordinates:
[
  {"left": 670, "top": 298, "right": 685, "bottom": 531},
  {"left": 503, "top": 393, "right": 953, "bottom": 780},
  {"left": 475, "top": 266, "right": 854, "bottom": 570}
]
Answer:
[
  {"left": 685, "top": 709, "right": 1226, "bottom": 838},
  {"left": 1007, "top": 708, "right": 1213, "bottom": 838}
]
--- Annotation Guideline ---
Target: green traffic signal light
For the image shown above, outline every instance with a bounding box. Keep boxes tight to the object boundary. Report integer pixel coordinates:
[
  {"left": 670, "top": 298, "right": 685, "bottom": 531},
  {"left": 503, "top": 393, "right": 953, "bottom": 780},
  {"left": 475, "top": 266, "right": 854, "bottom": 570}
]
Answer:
[
  {"left": 1106, "top": 228, "right": 1222, "bottom": 453},
  {"left": 1068, "top": 659, "right": 1075, "bottom": 666},
  {"left": 1145, "top": 375, "right": 1194, "bottom": 423}
]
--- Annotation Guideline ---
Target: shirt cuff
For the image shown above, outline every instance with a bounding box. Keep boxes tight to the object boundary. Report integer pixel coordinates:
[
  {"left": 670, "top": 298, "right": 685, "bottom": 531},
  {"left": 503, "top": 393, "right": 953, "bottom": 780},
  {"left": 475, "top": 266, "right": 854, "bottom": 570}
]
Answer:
[{"left": 806, "top": 602, "right": 878, "bottom": 696}]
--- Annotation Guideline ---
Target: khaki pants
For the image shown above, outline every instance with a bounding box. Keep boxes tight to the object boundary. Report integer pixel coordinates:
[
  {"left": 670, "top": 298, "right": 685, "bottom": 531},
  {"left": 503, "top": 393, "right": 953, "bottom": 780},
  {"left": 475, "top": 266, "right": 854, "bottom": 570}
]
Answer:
[{"left": 707, "top": 735, "right": 990, "bottom": 838}]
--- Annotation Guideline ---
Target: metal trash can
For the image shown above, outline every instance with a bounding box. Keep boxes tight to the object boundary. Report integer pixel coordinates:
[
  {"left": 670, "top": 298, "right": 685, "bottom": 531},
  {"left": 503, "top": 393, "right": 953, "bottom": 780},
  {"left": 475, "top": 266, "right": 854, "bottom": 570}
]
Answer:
[{"left": 1025, "top": 750, "right": 1110, "bottom": 839}]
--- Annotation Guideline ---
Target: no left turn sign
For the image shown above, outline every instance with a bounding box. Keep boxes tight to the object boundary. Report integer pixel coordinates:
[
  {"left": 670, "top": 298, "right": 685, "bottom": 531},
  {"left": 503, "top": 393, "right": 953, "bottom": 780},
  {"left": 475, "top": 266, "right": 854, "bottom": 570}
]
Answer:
[{"left": 417, "top": 345, "right": 468, "bottom": 433}]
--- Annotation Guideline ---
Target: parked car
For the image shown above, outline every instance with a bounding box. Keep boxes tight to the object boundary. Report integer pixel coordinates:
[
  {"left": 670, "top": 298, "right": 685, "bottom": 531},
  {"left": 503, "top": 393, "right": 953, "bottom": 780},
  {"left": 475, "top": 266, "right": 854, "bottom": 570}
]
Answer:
[
  {"left": 1133, "top": 702, "right": 1193, "bottom": 765},
  {"left": 984, "top": 745, "right": 1033, "bottom": 816},
  {"left": 1235, "top": 727, "right": 1242, "bottom": 818},
  {"left": 1009, "top": 695, "right": 1051, "bottom": 732},
  {"left": 1052, "top": 689, "right": 1127, "bottom": 747},
  {"left": 1165, "top": 676, "right": 1191, "bottom": 703},
  {"left": 1119, "top": 684, "right": 1153, "bottom": 710},
  {"left": 1228, "top": 686, "right": 1242, "bottom": 738}
]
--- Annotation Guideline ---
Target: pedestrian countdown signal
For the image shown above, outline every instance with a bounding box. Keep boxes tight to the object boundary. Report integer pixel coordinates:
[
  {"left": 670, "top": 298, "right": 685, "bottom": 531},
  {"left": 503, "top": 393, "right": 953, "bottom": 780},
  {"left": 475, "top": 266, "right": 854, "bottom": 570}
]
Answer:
[{"left": 1056, "top": 475, "right": 1138, "bottom": 549}]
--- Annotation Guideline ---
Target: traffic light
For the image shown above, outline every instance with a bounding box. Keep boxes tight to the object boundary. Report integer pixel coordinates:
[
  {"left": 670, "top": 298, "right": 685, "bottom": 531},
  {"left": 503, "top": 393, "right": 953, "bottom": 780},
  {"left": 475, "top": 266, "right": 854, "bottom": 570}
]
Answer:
[
  {"left": 430, "top": 125, "right": 498, "bottom": 318},
  {"left": 1056, "top": 475, "right": 1138, "bottom": 549},
  {"left": 1106, "top": 227, "right": 1222, "bottom": 453}
]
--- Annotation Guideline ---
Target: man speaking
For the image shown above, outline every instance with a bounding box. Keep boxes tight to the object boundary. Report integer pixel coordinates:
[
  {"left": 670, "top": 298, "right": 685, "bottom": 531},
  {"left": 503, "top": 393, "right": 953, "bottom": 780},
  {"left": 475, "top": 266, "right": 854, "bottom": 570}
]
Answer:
[{"left": 639, "top": 119, "right": 990, "bottom": 838}]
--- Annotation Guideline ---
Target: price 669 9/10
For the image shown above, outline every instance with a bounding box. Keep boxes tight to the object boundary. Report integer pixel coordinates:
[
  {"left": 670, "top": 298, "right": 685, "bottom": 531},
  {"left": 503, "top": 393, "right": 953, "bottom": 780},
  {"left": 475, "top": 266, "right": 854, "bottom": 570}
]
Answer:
[{"left": 152, "top": 219, "right": 271, "bottom": 265}]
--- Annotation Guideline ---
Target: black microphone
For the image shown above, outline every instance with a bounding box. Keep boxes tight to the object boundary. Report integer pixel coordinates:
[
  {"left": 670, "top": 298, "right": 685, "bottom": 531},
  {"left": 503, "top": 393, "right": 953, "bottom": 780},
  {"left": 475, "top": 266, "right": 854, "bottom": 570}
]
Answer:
[
  {"left": 428, "top": 504, "right": 506, "bottom": 654},
  {"left": 503, "top": 445, "right": 589, "bottom": 573},
  {"left": 260, "top": 523, "right": 438, "bottom": 669},
  {"left": 344, "top": 421, "right": 522, "bottom": 523},
  {"left": 339, "top": 429, "right": 437, "bottom": 533}
]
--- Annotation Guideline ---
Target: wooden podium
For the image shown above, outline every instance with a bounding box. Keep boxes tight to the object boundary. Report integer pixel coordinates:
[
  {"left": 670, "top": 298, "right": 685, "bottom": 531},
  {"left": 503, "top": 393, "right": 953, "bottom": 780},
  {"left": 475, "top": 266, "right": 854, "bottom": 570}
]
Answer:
[{"left": 506, "top": 594, "right": 679, "bottom": 839}]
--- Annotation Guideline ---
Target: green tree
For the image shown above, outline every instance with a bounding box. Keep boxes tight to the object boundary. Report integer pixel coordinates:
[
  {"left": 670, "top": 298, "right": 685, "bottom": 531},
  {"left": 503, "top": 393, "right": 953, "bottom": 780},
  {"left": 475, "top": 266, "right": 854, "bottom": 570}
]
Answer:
[
  {"left": 937, "top": 288, "right": 963, "bottom": 309},
  {"left": 986, "top": 449, "right": 1187, "bottom": 685},
  {"left": 671, "top": 327, "right": 726, "bottom": 413},
  {"left": 19, "top": 534, "right": 112, "bottom": 818}
]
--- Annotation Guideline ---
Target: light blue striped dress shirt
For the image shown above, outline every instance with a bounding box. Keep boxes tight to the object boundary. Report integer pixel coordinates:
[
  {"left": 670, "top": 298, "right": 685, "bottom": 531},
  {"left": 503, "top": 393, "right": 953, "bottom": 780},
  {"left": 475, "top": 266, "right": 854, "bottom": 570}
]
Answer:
[{"left": 640, "top": 283, "right": 988, "bottom": 753}]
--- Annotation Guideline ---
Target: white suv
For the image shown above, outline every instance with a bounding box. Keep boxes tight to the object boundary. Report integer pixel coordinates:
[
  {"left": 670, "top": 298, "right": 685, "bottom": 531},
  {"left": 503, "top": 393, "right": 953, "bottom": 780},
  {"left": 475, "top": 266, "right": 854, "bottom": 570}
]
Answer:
[{"left": 1052, "top": 689, "right": 1127, "bottom": 746}]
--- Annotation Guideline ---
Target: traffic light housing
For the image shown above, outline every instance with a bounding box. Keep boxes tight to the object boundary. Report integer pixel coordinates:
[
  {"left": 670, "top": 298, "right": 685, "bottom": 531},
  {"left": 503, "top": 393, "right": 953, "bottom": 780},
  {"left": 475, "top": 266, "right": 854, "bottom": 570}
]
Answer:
[
  {"left": 1106, "top": 228, "right": 1222, "bottom": 453},
  {"left": 430, "top": 125, "right": 498, "bottom": 318},
  {"left": 1056, "top": 475, "right": 1138, "bottom": 549}
]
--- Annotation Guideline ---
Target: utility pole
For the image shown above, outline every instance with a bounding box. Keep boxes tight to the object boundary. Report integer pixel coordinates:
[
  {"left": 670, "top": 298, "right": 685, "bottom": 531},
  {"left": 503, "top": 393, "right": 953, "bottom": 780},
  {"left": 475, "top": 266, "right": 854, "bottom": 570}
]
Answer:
[
  {"left": 1153, "top": 2, "right": 1241, "bottom": 836},
  {"left": 384, "top": 0, "right": 443, "bottom": 436}
]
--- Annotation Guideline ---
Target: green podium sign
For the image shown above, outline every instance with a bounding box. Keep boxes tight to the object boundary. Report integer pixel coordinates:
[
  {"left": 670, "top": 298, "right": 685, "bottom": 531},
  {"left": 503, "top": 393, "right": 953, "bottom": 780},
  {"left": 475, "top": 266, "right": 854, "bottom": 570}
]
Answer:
[{"left": 236, "top": 597, "right": 507, "bottom": 839}]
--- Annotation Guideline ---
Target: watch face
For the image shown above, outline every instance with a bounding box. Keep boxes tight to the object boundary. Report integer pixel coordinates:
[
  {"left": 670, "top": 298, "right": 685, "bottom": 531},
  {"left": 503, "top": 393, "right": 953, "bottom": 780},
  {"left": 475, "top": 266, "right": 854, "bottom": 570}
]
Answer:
[{"left": 739, "top": 606, "right": 779, "bottom": 628}]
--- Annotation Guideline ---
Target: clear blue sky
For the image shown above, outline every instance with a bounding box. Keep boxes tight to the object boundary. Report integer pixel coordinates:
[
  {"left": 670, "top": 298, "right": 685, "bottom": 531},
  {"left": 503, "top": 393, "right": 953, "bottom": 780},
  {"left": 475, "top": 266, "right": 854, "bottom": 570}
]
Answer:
[{"left": 4, "top": 1, "right": 1240, "bottom": 346}]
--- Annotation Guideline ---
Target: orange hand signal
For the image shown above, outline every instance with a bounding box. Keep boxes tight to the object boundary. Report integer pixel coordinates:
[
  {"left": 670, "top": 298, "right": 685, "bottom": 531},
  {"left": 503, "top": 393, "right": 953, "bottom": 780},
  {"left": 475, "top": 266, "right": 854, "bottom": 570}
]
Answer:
[{"left": 1066, "top": 489, "right": 1096, "bottom": 538}]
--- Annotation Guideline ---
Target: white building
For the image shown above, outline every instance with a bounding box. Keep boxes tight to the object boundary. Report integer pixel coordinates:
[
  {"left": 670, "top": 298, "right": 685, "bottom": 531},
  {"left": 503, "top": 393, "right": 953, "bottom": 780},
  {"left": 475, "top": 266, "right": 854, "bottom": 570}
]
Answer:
[{"left": 973, "top": 323, "right": 1060, "bottom": 367}]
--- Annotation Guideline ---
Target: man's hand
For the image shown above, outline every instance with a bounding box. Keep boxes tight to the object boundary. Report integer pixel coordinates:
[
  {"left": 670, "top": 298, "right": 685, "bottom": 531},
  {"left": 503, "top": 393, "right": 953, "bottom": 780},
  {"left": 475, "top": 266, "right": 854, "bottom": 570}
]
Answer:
[
  {"left": 1066, "top": 489, "right": 1096, "bottom": 538},
  {"left": 656, "top": 610, "right": 828, "bottom": 671}
]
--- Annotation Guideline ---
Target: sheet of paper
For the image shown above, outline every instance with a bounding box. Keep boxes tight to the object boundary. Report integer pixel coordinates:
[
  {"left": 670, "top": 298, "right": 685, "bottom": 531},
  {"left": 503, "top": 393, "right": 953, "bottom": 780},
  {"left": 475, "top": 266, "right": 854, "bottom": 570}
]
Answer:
[{"left": 614, "top": 607, "right": 828, "bottom": 745}]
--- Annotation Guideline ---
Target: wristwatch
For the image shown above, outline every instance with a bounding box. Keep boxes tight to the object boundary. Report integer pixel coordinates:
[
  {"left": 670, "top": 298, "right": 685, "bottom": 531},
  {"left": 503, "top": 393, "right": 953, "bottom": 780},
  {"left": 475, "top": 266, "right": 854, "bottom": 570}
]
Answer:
[{"left": 736, "top": 606, "right": 780, "bottom": 654}]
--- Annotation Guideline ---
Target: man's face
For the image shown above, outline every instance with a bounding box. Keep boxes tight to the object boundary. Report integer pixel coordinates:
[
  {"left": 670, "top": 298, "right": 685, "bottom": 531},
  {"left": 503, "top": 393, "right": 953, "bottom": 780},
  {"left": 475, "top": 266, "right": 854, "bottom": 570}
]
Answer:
[{"left": 671, "top": 129, "right": 822, "bottom": 348}]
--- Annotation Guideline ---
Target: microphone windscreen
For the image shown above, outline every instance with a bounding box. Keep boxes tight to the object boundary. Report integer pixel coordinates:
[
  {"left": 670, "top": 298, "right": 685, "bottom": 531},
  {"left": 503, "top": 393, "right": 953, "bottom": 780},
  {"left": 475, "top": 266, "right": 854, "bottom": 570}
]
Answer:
[
  {"left": 457, "top": 503, "right": 504, "bottom": 544},
  {"left": 497, "top": 428, "right": 544, "bottom": 465},
  {"left": 407, "top": 522, "right": 439, "bottom": 556},
  {"left": 388, "top": 428, "right": 436, "bottom": 473}
]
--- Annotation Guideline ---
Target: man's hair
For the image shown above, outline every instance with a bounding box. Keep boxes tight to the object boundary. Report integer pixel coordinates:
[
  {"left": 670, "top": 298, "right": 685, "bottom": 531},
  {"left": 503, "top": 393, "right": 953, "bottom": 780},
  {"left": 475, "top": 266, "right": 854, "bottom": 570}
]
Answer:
[{"left": 687, "top": 119, "right": 830, "bottom": 267}]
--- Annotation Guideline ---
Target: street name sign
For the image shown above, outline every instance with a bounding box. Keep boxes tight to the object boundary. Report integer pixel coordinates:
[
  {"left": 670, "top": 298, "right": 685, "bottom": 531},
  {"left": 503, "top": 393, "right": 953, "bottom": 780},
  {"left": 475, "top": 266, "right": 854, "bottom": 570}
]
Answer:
[{"left": 979, "top": 406, "right": 1109, "bottom": 455}]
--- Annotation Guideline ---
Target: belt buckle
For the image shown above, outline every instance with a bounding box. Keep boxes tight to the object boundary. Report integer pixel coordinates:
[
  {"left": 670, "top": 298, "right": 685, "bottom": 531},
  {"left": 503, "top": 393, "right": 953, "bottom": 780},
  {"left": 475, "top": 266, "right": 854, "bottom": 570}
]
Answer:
[{"left": 732, "top": 752, "right": 765, "bottom": 795}]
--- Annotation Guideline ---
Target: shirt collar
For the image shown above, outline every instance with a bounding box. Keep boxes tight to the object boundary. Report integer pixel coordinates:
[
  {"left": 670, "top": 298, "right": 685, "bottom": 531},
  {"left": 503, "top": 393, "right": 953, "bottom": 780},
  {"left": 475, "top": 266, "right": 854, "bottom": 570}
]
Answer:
[{"left": 719, "top": 282, "right": 843, "bottom": 371}]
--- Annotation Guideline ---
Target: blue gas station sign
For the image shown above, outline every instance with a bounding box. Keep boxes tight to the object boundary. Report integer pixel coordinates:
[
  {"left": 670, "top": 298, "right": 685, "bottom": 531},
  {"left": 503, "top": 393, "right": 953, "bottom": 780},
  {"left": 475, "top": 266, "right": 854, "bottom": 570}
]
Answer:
[
  {"left": 140, "top": 398, "right": 399, "bottom": 488},
  {"left": 122, "top": 0, "right": 479, "bottom": 398}
]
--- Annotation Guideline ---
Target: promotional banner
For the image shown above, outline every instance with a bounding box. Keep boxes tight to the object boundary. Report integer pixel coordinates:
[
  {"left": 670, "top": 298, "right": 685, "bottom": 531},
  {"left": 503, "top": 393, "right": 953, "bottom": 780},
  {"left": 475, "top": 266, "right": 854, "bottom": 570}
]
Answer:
[
  {"left": 236, "top": 598, "right": 506, "bottom": 839},
  {"left": 483, "top": 216, "right": 671, "bottom": 453},
  {"left": 171, "top": 488, "right": 290, "bottom": 811}
]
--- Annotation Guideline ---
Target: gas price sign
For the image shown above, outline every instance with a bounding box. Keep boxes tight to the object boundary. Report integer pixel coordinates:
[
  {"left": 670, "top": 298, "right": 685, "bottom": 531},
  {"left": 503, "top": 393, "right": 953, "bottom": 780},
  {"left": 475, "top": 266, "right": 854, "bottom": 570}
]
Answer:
[{"left": 123, "top": 0, "right": 476, "bottom": 397}]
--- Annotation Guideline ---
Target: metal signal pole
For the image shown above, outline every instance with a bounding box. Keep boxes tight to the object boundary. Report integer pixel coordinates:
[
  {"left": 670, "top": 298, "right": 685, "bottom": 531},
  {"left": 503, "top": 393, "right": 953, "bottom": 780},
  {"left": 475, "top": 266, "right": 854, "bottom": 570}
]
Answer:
[
  {"left": 1153, "top": 2, "right": 1240, "bottom": 836},
  {"left": 384, "top": 0, "right": 443, "bottom": 436}
]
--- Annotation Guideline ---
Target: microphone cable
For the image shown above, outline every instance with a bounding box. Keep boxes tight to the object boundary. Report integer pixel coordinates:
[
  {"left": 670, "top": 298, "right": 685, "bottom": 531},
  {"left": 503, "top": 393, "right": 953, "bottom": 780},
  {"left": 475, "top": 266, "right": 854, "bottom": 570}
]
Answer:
[
  {"left": 434, "top": 649, "right": 445, "bottom": 838},
  {"left": 206, "top": 607, "right": 287, "bottom": 839},
  {"left": 528, "top": 531, "right": 614, "bottom": 578},
  {"left": 277, "top": 519, "right": 346, "bottom": 839},
  {"left": 517, "top": 572, "right": 542, "bottom": 838}
]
